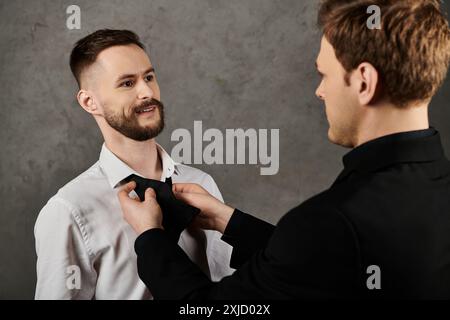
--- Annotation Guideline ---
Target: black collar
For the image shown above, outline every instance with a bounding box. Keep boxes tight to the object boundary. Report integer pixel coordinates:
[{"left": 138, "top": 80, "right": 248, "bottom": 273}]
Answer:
[{"left": 335, "top": 128, "right": 445, "bottom": 183}]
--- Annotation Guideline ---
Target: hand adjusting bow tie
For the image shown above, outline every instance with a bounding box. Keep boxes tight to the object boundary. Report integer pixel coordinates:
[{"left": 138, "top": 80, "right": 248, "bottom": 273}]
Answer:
[{"left": 123, "top": 174, "right": 200, "bottom": 242}]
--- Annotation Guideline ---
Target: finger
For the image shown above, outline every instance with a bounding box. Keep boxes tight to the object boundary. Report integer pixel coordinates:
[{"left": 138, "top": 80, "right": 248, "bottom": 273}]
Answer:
[
  {"left": 117, "top": 181, "right": 137, "bottom": 203},
  {"left": 172, "top": 183, "right": 192, "bottom": 194},
  {"left": 121, "top": 181, "right": 136, "bottom": 193},
  {"left": 172, "top": 183, "right": 204, "bottom": 194},
  {"left": 173, "top": 191, "right": 198, "bottom": 207},
  {"left": 117, "top": 188, "right": 133, "bottom": 205},
  {"left": 144, "top": 188, "right": 157, "bottom": 202},
  {"left": 173, "top": 189, "right": 190, "bottom": 201}
]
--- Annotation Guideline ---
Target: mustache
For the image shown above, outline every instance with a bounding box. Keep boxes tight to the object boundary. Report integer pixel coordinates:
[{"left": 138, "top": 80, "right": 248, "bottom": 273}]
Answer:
[{"left": 133, "top": 98, "right": 164, "bottom": 113}]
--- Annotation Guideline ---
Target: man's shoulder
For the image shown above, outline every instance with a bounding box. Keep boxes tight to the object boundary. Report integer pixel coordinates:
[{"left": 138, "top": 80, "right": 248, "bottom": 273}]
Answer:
[
  {"left": 279, "top": 187, "right": 350, "bottom": 228},
  {"left": 298, "top": 187, "right": 341, "bottom": 211},
  {"left": 40, "top": 161, "right": 109, "bottom": 214}
]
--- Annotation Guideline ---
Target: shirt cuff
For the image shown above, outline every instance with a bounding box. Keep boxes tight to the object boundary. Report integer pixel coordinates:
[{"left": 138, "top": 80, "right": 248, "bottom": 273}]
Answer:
[{"left": 221, "top": 209, "right": 251, "bottom": 246}]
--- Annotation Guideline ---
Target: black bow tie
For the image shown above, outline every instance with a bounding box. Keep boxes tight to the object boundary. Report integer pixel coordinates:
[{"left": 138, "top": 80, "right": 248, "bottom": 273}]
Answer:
[{"left": 123, "top": 174, "right": 200, "bottom": 242}]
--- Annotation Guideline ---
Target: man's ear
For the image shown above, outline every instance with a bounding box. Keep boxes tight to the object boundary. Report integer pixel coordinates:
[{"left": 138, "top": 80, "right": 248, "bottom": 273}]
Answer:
[
  {"left": 77, "top": 90, "right": 102, "bottom": 116},
  {"left": 354, "top": 62, "right": 380, "bottom": 106}
]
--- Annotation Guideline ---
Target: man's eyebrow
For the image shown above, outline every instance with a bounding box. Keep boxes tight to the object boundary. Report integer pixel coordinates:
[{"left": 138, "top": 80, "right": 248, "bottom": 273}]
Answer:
[{"left": 115, "top": 67, "right": 155, "bottom": 83}]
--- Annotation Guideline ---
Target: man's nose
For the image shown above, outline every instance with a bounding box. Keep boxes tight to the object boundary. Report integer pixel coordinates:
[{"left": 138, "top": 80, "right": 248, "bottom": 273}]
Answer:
[
  {"left": 315, "top": 85, "right": 324, "bottom": 100},
  {"left": 137, "top": 80, "right": 154, "bottom": 100}
]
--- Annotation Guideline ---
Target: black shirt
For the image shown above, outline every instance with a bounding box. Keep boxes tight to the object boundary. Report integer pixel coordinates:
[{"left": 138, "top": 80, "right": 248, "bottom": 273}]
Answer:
[{"left": 135, "top": 128, "right": 450, "bottom": 299}]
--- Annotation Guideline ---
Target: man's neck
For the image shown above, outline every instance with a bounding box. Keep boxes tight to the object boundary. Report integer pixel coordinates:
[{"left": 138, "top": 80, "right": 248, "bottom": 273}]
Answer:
[
  {"left": 105, "top": 136, "right": 163, "bottom": 181},
  {"left": 355, "top": 102, "right": 430, "bottom": 147}
]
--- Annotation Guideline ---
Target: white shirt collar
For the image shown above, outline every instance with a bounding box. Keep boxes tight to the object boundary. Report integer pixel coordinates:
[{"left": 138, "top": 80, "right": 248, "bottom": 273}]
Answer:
[{"left": 99, "top": 142, "right": 178, "bottom": 189}]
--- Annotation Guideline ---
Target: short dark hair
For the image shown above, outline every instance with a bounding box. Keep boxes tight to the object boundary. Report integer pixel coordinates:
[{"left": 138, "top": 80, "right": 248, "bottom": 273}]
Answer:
[
  {"left": 70, "top": 29, "right": 145, "bottom": 87},
  {"left": 318, "top": 0, "right": 450, "bottom": 107}
]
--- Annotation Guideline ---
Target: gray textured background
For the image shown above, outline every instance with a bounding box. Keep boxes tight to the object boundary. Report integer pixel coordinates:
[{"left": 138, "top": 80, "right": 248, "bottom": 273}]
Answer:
[{"left": 0, "top": 0, "right": 449, "bottom": 299}]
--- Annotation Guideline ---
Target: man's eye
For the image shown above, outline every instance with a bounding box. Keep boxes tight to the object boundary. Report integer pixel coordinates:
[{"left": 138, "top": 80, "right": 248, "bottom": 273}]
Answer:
[
  {"left": 145, "top": 74, "right": 154, "bottom": 82},
  {"left": 122, "top": 80, "right": 134, "bottom": 87}
]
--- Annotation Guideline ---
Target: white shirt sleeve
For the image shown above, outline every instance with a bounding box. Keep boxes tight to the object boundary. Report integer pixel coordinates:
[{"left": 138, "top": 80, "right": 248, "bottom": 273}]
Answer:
[
  {"left": 200, "top": 174, "right": 235, "bottom": 281},
  {"left": 34, "top": 198, "right": 97, "bottom": 299}
]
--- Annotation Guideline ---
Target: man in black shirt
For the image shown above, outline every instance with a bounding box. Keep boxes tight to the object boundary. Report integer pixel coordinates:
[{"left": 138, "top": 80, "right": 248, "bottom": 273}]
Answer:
[{"left": 118, "top": 0, "right": 450, "bottom": 299}]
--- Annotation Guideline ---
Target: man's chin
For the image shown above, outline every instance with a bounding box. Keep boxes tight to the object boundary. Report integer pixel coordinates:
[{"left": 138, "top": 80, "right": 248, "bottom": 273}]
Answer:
[
  {"left": 327, "top": 128, "right": 338, "bottom": 144},
  {"left": 328, "top": 128, "right": 353, "bottom": 148},
  {"left": 127, "top": 128, "right": 162, "bottom": 141}
]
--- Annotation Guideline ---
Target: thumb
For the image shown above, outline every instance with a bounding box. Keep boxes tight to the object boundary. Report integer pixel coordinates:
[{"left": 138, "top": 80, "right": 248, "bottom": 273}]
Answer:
[
  {"left": 172, "top": 183, "right": 188, "bottom": 194},
  {"left": 172, "top": 183, "right": 200, "bottom": 194},
  {"left": 173, "top": 191, "right": 196, "bottom": 206}
]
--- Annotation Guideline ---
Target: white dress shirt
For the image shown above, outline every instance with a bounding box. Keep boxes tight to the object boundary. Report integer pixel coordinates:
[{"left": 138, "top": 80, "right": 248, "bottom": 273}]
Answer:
[{"left": 34, "top": 143, "right": 234, "bottom": 299}]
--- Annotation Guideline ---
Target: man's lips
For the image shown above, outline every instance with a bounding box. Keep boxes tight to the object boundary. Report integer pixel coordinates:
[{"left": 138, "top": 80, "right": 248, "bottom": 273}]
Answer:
[{"left": 135, "top": 105, "right": 157, "bottom": 115}]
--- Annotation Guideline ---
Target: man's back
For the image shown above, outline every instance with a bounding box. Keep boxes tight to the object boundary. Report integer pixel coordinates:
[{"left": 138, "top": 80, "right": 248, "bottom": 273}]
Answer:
[
  {"left": 126, "top": 129, "right": 450, "bottom": 299},
  {"left": 312, "top": 128, "right": 450, "bottom": 298}
]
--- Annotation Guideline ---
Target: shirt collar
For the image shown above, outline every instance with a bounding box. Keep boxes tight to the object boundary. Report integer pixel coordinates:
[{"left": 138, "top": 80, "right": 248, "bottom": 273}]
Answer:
[
  {"left": 342, "top": 128, "right": 444, "bottom": 175},
  {"left": 99, "top": 142, "right": 179, "bottom": 189}
]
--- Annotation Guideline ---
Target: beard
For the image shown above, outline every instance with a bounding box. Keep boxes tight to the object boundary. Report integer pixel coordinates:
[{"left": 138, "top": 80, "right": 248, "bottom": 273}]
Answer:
[{"left": 104, "top": 98, "right": 165, "bottom": 141}]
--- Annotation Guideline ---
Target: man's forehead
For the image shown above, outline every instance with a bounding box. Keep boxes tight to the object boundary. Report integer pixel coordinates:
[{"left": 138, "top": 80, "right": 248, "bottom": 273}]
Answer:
[
  {"left": 317, "top": 37, "right": 334, "bottom": 65},
  {"left": 95, "top": 44, "right": 153, "bottom": 75},
  {"left": 317, "top": 37, "right": 328, "bottom": 57}
]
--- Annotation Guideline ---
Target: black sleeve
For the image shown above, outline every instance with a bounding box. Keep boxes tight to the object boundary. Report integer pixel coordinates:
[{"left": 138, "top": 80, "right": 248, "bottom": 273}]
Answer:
[
  {"left": 134, "top": 203, "right": 361, "bottom": 299},
  {"left": 220, "top": 209, "right": 275, "bottom": 268}
]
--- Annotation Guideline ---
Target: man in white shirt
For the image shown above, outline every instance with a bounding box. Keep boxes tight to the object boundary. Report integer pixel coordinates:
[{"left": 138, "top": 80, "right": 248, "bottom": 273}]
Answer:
[{"left": 34, "top": 29, "right": 234, "bottom": 299}]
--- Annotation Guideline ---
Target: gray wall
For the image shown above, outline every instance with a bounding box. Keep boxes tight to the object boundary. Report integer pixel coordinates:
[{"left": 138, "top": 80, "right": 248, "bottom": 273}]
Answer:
[{"left": 0, "top": 0, "right": 449, "bottom": 299}]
